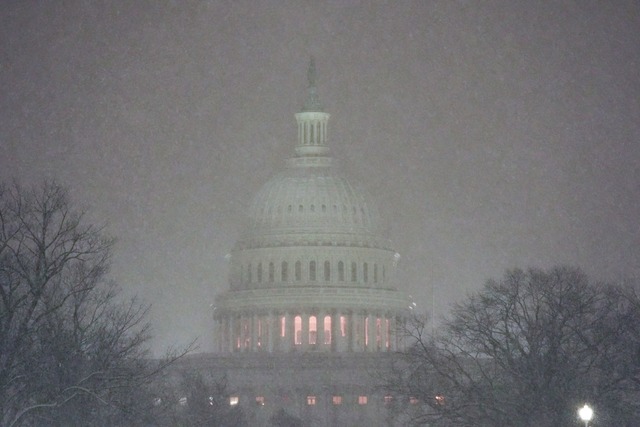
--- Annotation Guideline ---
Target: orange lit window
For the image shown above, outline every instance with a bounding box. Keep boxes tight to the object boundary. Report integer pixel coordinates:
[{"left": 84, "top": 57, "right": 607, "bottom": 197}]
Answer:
[
  {"left": 332, "top": 396, "right": 342, "bottom": 405},
  {"left": 324, "top": 316, "right": 331, "bottom": 344},
  {"left": 358, "top": 395, "right": 368, "bottom": 405},
  {"left": 435, "top": 395, "right": 445, "bottom": 406},
  {"left": 295, "top": 316, "right": 302, "bottom": 345},
  {"left": 309, "top": 316, "right": 317, "bottom": 345},
  {"left": 307, "top": 396, "right": 316, "bottom": 405},
  {"left": 340, "top": 316, "right": 347, "bottom": 337},
  {"left": 364, "top": 317, "right": 369, "bottom": 347},
  {"left": 409, "top": 397, "right": 419, "bottom": 405},
  {"left": 384, "top": 395, "right": 393, "bottom": 404},
  {"left": 229, "top": 396, "right": 239, "bottom": 406},
  {"left": 256, "top": 396, "right": 265, "bottom": 406}
]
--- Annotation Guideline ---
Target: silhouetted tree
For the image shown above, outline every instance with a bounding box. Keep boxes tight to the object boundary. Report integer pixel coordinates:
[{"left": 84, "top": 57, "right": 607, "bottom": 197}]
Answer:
[
  {"left": 392, "top": 267, "right": 640, "bottom": 427},
  {"left": 0, "top": 181, "right": 188, "bottom": 426}
]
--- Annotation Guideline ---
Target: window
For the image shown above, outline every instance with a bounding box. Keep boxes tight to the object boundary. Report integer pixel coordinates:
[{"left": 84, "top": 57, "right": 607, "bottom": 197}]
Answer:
[
  {"left": 280, "top": 316, "right": 286, "bottom": 337},
  {"left": 376, "top": 318, "right": 382, "bottom": 348},
  {"left": 409, "top": 397, "right": 419, "bottom": 405},
  {"left": 256, "top": 396, "right": 265, "bottom": 406},
  {"left": 307, "top": 396, "right": 316, "bottom": 405},
  {"left": 340, "top": 316, "right": 347, "bottom": 337},
  {"left": 269, "top": 262, "right": 274, "bottom": 282},
  {"left": 332, "top": 396, "right": 342, "bottom": 405},
  {"left": 385, "top": 318, "right": 391, "bottom": 349},
  {"left": 295, "top": 261, "right": 302, "bottom": 281},
  {"left": 358, "top": 396, "right": 368, "bottom": 405},
  {"left": 338, "top": 261, "right": 344, "bottom": 281},
  {"left": 364, "top": 316, "right": 369, "bottom": 347},
  {"left": 229, "top": 396, "right": 239, "bottom": 406},
  {"left": 309, "top": 316, "right": 317, "bottom": 345},
  {"left": 309, "top": 261, "right": 316, "bottom": 281},
  {"left": 363, "top": 262, "right": 368, "bottom": 283},
  {"left": 374, "top": 263, "right": 378, "bottom": 283},
  {"left": 324, "top": 316, "right": 331, "bottom": 344},
  {"left": 324, "top": 260, "right": 330, "bottom": 281},
  {"left": 281, "top": 261, "right": 288, "bottom": 282},
  {"left": 294, "top": 316, "right": 302, "bottom": 345},
  {"left": 351, "top": 262, "right": 357, "bottom": 282},
  {"left": 384, "top": 395, "right": 393, "bottom": 405},
  {"left": 257, "top": 262, "right": 262, "bottom": 283}
]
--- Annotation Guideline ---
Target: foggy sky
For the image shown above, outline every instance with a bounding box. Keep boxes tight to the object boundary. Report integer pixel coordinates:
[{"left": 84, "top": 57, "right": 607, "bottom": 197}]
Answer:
[{"left": 1, "top": 1, "right": 639, "bottom": 354}]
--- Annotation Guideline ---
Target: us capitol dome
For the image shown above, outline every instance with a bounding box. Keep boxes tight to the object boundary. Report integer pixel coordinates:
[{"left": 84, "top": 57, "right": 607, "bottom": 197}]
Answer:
[{"left": 213, "top": 58, "right": 409, "bottom": 355}]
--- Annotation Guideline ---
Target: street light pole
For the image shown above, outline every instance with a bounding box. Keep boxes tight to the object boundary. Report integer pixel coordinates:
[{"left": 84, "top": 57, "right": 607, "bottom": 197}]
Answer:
[{"left": 578, "top": 404, "right": 593, "bottom": 427}]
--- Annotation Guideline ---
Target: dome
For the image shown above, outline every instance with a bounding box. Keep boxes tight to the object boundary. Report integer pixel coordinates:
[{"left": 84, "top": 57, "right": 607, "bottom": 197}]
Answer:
[{"left": 236, "top": 158, "right": 389, "bottom": 250}]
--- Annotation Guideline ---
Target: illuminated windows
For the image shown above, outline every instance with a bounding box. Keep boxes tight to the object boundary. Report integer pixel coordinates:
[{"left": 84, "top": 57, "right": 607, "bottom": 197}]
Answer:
[
  {"left": 256, "top": 396, "right": 265, "bottom": 406},
  {"left": 309, "top": 316, "right": 317, "bottom": 345},
  {"left": 409, "top": 397, "right": 419, "bottom": 405},
  {"left": 358, "top": 395, "right": 368, "bottom": 405},
  {"left": 324, "top": 316, "right": 331, "bottom": 344},
  {"left": 332, "top": 396, "right": 342, "bottom": 405},
  {"left": 384, "top": 395, "right": 393, "bottom": 405},
  {"left": 364, "top": 317, "right": 369, "bottom": 347},
  {"left": 307, "top": 395, "right": 316, "bottom": 405},
  {"left": 294, "top": 316, "right": 302, "bottom": 345},
  {"left": 340, "top": 316, "right": 347, "bottom": 337},
  {"left": 229, "top": 396, "right": 239, "bottom": 406},
  {"left": 280, "top": 316, "right": 286, "bottom": 337}
]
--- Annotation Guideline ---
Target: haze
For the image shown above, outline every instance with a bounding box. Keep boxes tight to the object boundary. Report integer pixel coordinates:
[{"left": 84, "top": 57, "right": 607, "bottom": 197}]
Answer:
[{"left": 1, "top": 1, "right": 638, "bottom": 354}]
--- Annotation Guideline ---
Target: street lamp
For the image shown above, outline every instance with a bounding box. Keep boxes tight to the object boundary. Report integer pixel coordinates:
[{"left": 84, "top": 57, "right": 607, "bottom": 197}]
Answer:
[{"left": 578, "top": 404, "right": 593, "bottom": 427}]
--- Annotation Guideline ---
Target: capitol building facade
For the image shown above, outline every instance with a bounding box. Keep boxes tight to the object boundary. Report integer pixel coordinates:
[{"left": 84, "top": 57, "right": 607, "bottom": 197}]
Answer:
[{"left": 200, "top": 60, "right": 412, "bottom": 426}]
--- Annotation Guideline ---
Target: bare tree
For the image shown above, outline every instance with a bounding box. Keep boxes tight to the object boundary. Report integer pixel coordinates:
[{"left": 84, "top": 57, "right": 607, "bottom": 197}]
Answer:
[
  {"left": 392, "top": 267, "right": 640, "bottom": 427},
  {"left": 0, "top": 181, "right": 187, "bottom": 426}
]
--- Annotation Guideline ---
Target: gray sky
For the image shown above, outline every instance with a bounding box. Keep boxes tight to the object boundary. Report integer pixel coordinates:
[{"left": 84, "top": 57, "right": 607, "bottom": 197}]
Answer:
[{"left": 2, "top": 1, "right": 639, "bottom": 353}]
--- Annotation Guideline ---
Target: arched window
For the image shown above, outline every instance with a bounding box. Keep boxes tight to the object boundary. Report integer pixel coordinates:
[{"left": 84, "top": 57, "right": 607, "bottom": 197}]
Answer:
[
  {"left": 269, "top": 262, "right": 275, "bottom": 282},
  {"left": 324, "top": 261, "right": 330, "bottom": 281},
  {"left": 351, "top": 262, "right": 357, "bottom": 282},
  {"left": 338, "top": 261, "right": 344, "bottom": 281},
  {"left": 324, "top": 316, "right": 331, "bottom": 344},
  {"left": 257, "top": 263, "right": 262, "bottom": 283},
  {"left": 247, "top": 264, "right": 252, "bottom": 283},
  {"left": 295, "top": 261, "right": 302, "bottom": 281},
  {"left": 281, "top": 261, "right": 288, "bottom": 282},
  {"left": 363, "top": 262, "right": 368, "bottom": 283},
  {"left": 294, "top": 316, "right": 302, "bottom": 345},
  {"left": 309, "top": 316, "right": 317, "bottom": 345},
  {"left": 309, "top": 261, "right": 316, "bottom": 281}
]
